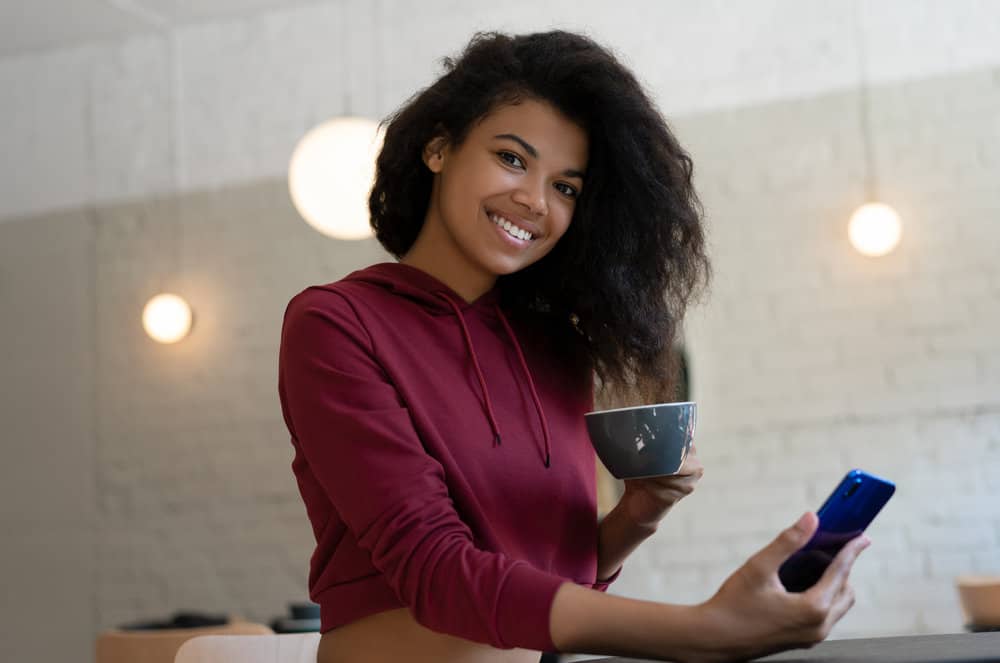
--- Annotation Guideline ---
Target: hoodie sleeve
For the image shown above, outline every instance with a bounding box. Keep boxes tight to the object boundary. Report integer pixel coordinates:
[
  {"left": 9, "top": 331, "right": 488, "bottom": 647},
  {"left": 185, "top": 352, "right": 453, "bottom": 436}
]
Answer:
[{"left": 278, "top": 287, "right": 569, "bottom": 652}]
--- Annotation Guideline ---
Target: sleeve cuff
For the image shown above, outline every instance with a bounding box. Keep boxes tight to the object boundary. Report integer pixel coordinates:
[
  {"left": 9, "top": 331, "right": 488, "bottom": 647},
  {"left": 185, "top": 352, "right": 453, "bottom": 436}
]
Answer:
[{"left": 591, "top": 564, "right": 622, "bottom": 592}]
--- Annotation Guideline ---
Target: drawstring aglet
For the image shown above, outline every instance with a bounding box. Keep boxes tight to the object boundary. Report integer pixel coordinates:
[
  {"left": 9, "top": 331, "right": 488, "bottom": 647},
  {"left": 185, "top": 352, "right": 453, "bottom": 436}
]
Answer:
[
  {"left": 494, "top": 433, "right": 501, "bottom": 447},
  {"left": 544, "top": 452, "right": 550, "bottom": 468}
]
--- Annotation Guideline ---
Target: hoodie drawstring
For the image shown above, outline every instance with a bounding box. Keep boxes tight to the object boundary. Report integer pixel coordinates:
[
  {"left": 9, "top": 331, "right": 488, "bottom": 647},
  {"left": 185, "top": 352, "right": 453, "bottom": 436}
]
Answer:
[
  {"left": 437, "top": 294, "right": 504, "bottom": 450},
  {"left": 494, "top": 303, "right": 552, "bottom": 469},
  {"left": 436, "top": 292, "right": 552, "bottom": 469}
]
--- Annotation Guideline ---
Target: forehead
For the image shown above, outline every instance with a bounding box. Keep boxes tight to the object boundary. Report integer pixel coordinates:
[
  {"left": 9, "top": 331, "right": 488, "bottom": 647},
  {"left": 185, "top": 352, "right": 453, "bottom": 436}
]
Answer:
[{"left": 472, "top": 99, "right": 588, "bottom": 160}]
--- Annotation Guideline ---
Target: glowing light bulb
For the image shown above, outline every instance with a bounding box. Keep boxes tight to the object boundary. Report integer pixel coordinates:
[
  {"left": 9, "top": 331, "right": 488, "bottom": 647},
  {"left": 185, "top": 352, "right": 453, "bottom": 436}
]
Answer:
[
  {"left": 848, "top": 202, "right": 902, "bottom": 257},
  {"left": 289, "top": 117, "right": 385, "bottom": 240},
  {"left": 142, "top": 293, "right": 193, "bottom": 344}
]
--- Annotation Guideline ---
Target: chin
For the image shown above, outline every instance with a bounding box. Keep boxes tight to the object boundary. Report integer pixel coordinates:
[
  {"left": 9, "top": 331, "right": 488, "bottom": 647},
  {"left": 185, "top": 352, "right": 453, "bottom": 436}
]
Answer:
[{"left": 487, "top": 256, "right": 536, "bottom": 277}]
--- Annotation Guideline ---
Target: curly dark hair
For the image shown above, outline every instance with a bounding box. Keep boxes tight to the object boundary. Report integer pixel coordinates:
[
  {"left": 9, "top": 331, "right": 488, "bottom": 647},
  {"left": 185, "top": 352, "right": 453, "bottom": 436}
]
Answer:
[{"left": 370, "top": 29, "right": 711, "bottom": 406}]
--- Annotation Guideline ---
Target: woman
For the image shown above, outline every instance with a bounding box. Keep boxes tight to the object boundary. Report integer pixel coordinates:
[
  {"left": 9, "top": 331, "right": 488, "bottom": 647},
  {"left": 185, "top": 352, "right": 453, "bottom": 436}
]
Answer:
[{"left": 277, "top": 30, "right": 869, "bottom": 663}]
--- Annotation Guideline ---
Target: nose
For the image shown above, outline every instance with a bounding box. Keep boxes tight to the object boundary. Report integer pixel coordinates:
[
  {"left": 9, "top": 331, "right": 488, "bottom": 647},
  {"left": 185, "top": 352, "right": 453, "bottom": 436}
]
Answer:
[{"left": 512, "top": 177, "right": 548, "bottom": 217}]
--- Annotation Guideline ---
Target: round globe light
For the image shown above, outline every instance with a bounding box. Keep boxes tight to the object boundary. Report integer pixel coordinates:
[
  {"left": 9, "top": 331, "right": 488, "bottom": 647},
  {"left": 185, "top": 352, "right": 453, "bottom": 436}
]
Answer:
[
  {"left": 142, "top": 293, "right": 193, "bottom": 344},
  {"left": 848, "top": 202, "right": 903, "bottom": 257},
  {"left": 288, "top": 117, "right": 385, "bottom": 240}
]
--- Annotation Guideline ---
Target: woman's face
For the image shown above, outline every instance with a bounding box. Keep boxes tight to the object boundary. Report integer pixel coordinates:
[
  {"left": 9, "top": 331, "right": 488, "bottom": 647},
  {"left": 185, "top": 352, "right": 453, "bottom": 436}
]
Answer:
[{"left": 410, "top": 98, "right": 588, "bottom": 301}]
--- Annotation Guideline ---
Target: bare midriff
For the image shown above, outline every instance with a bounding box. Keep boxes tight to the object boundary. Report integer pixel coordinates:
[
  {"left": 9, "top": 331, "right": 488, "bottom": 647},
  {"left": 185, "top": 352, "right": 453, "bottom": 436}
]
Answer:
[{"left": 316, "top": 607, "right": 543, "bottom": 663}]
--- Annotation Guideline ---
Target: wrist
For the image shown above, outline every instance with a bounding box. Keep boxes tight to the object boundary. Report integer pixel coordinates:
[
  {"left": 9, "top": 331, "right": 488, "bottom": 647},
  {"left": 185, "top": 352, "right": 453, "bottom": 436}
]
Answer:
[
  {"left": 549, "top": 584, "right": 721, "bottom": 662},
  {"left": 686, "top": 598, "right": 749, "bottom": 663},
  {"left": 595, "top": 564, "right": 622, "bottom": 584},
  {"left": 617, "top": 489, "right": 670, "bottom": 532},
  {"left": 610, "top": 497, "right": 661, "bottom": 537},
  {"left": 595, "top": 501, "right": 657, "bottom": 583}
]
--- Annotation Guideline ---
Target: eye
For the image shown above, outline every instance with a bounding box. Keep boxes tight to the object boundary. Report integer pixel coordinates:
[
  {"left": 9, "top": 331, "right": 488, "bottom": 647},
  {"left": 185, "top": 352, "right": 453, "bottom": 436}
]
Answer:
[
  {"left": 555, "top": 182, "right": 579, "bottom": 198},
  {"left": 497, "top": 150, "right": 524, "bottom": 169}
]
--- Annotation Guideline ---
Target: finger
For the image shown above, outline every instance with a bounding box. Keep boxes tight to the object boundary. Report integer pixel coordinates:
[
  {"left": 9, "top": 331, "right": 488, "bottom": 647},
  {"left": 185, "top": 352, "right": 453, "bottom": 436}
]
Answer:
[
  {"left": 751, "top": 512, "right": 818, "bottom": 575},
  {"left": 677, "top": 452, "right": 703, "bottom": 475},
  {"left": 810, "top": 535, "right": 870, "bottom": 605},
  {"left": 674, "top": 464, "right": 702, "bottom": 480},
  {"left": 824, "top": 581, "right": 856, "bottom": 631}
]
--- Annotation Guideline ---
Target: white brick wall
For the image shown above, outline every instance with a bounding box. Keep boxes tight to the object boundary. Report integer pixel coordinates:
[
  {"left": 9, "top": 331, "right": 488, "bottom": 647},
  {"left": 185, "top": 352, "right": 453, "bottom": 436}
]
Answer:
[
  {"left": 2, "top": 3, "right": 1000, "bottom": 662},
  {"left": 4, "top": 0, "right": 1000, "bottom": 223},
  {"left": 608, "top": 65, "right": 1000, "bottom": 643},
  {"left": 86, "top": 181, "right": 393, "bottom": 635}
]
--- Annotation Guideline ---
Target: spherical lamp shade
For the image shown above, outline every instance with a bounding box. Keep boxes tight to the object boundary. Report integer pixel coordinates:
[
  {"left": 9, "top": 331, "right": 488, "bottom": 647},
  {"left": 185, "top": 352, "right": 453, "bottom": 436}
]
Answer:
[
  {"left": 848, "top": 202, "right": 903, "bottom": 257},
  {"left": 142, "top": 293, "right": 193, "bottom": 344},
  {"left": 288, "top": 117, "right": 385, "bottom": 240}
]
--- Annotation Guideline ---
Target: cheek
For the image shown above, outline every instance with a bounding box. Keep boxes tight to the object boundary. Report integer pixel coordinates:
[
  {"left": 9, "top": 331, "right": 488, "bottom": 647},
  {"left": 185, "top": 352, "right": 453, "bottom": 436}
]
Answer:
[
  {"left": 443, "top": 165, "right": 507, "bottom": 212},
  {"left": 437, "top": 174, "right": 479, "bottom": 221}
]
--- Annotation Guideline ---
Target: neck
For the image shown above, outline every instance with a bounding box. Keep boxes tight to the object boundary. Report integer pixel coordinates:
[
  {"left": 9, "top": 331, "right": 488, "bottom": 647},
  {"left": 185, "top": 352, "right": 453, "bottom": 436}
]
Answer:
[{"left": 400, "top": 215, "right": 497, "bottom": 305}]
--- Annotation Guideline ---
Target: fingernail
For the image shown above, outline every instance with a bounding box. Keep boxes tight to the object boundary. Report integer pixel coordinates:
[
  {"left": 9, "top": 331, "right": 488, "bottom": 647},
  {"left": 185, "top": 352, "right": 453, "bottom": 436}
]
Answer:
[{"left": 795, "top": 512, "right": 811, "bottom": 532}]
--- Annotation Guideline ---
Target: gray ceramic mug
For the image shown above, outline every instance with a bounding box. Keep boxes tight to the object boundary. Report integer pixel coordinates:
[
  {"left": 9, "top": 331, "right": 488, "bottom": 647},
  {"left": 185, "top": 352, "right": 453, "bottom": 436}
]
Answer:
[{"left": 584, "top": 401, "right": 697, "bottom": 479}]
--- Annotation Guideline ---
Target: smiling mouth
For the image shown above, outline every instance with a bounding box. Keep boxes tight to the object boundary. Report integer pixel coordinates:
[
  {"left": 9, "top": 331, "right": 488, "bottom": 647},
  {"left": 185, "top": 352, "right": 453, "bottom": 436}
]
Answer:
[{"left": 486, "top": 209, "right": 537, "bottom": 242}]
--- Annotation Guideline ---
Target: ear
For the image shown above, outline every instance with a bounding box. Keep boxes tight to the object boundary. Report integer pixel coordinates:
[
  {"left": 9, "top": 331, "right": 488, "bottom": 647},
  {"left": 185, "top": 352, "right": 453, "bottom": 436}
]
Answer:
[{"left": 422, "top": 134, "right": 449, "bottom": 173}]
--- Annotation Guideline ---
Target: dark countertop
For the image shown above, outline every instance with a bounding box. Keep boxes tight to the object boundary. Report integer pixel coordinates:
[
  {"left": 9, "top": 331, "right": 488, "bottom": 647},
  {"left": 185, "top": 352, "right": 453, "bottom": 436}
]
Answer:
[{"left": 583, "top": 632, "right": 1000, "bottom": 663}]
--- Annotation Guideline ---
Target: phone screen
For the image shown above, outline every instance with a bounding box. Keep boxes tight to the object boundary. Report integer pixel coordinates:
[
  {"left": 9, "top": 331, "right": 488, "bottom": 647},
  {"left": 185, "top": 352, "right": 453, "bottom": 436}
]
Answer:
[{"left": 778, "top": 469, "right": 895, "bottom": 593}]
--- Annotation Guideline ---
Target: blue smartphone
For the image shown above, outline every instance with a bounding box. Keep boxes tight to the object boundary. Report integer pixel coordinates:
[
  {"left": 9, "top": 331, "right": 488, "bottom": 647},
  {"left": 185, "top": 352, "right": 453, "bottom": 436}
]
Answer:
[{"left": 778, "top": 469, "right": 895, "bottom": 592}]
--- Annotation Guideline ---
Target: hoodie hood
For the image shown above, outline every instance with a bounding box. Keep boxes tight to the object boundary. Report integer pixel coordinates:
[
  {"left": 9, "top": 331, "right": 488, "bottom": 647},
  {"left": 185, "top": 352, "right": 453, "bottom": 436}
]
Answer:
[
  {"left": 344, "top": 262, "right": 501, "bottom": 316},
  {"left": 342, "top": 262, "right": 552, "bottom": 468}
]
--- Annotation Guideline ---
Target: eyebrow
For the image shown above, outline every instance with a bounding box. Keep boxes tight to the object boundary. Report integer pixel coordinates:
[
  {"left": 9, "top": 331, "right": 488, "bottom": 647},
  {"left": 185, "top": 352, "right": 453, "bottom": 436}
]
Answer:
[{"left": 493, "top": 133, "right": 586, "bottom": 180}]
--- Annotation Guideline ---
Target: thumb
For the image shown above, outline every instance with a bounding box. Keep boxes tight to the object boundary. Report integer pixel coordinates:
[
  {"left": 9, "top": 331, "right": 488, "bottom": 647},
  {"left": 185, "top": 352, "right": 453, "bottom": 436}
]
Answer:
[{"left": 754, "top": 512, "right": 818, "bottom": 573}]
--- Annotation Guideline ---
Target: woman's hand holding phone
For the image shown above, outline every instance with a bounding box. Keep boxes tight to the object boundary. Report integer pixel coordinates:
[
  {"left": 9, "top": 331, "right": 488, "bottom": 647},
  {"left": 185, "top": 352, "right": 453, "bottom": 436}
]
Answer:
[
  {"left": 691, "top": 512, "right": 871, "bottom": 662},
  {"left": 778, "top": 469, "right": 895, "bottom": 592},
  {"left": 552, "top": 472, "right": 889, "bottom": 662}
]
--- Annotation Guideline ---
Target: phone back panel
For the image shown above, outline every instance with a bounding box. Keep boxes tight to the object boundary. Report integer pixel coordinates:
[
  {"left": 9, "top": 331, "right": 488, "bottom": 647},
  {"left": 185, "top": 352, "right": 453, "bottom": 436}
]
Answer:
[
  {"left": 817, "top": 469, "right": 896, "bottom": 534},
  {"left": 779, "top": 469, "right": 895, "bottom": 592}
]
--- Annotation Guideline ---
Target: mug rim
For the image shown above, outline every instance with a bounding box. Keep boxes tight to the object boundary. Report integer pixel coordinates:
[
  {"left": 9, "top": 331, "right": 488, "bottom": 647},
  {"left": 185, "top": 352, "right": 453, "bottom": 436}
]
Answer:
[{"left": 584, "top": 400, "right": 696, "bottom": 416}]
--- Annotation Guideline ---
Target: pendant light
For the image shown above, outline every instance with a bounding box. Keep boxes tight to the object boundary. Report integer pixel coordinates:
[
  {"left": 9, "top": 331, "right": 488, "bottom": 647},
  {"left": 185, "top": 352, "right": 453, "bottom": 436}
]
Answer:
[
  {"left": 144, "top": 31, "right": 194, "bottom": 344},
  {"left": 288, "top": 3, "right": 383, "bottom": 240},
  {"left": 847, "top": 4, "right": 902, "bottom": 258},
  {"left": 288, "top": 117, "right": 384, "bottom": 240}
]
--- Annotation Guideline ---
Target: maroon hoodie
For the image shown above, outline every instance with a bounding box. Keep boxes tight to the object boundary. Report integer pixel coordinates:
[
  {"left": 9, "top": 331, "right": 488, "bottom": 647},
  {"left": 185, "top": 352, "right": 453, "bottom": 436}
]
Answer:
[{"left": 277, "top": 262, "right": 620, "bottom": 652}]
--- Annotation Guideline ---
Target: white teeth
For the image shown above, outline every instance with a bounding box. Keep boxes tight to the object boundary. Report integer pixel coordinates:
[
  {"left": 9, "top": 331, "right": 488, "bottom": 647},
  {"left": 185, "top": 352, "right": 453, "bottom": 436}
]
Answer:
[{"left": 489, "top": 212, "right": 533, "bottom": 241}]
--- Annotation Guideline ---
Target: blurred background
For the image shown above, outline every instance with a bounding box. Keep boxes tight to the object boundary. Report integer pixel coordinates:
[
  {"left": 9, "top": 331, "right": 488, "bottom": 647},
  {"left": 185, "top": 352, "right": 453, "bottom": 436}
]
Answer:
[{"left": 2, "top": 1, "right": 999, "bottom": 661}]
